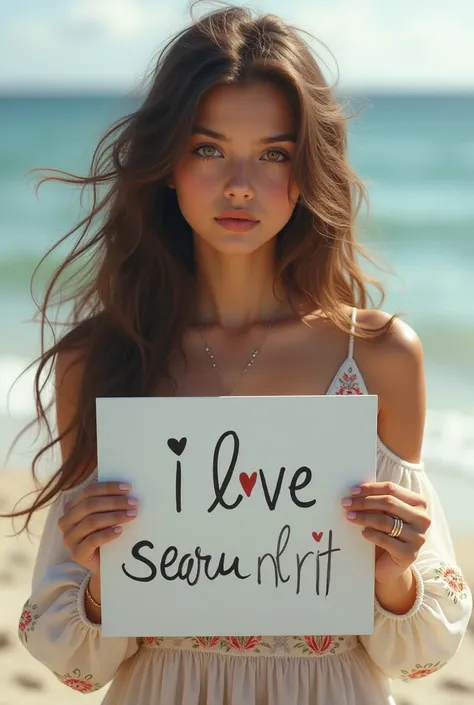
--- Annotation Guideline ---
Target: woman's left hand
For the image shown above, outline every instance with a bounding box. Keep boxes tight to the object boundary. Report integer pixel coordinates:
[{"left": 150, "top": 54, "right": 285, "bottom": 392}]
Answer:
[{"left": 341, "top": 481, "right": 431, "bottom": 584}]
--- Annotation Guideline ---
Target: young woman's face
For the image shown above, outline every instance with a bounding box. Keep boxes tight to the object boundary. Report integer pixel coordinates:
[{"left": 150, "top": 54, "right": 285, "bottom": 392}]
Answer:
[{"left": 171, "top": 81, "right": 300, "bottom": 255}]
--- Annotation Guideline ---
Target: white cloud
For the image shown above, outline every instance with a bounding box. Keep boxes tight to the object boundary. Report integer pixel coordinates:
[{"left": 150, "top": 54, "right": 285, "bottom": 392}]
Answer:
[
  {"left": 12, "top": 0, "right": 181, "bottom": 47},
  {"left": 4, "top": 0, "right": 474, "bottom": 90},
  {"left": 403, "top": 12, "right": 470, "bottom": 60},
  {"left": 290, "top": 2, "right": 474, "bottom": 89},
  {"left": 66, "top": 0, "right": 152, "bottom": 39},
  {"left": 12, "top": 18, "right": 55, "bottom": 48}
]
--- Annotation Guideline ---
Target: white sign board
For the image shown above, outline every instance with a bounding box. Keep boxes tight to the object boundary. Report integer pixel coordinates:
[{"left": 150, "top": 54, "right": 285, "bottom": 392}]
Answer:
[{"left": 97, "top": 395, "right": 377, "bottom": 638}]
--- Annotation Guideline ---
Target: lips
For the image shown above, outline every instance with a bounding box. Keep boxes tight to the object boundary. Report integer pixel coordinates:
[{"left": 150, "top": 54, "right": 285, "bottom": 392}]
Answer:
[
  {"left": 214, "top": 217, "right": 260, "bottom": 233},
  {"left": 215, "top": 210, "right": 259, "bottom": 222}
]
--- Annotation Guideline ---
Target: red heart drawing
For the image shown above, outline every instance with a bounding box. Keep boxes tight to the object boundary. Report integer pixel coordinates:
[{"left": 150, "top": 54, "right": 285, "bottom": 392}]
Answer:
[
  {"left": 312, "top": 531, "right": 323, "bottom": 542},
  {"left": 239, "top": 472, "right": 258, "bottom": 497}
]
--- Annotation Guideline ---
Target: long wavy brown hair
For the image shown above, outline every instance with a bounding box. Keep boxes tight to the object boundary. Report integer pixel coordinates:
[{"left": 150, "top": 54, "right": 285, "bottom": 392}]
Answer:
[{"left": 4, "top": 3, "right": 394, "bottom": 532}]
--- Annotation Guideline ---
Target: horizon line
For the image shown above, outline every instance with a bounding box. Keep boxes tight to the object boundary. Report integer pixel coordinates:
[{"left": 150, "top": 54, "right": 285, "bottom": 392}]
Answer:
[{"left": 0, "top": 87, "right": 473, "bottom": 99}]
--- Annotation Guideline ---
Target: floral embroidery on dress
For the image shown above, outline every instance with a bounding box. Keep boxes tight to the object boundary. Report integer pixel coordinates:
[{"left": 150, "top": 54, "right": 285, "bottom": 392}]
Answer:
[
  {"left": 434, "top": 563, "right": 468, "bottom": 603},
  {"left": 18, "top": 600, "right": 40, "bottom": 644},
  {"left": 192, "top": 636, "right": 221, "bottom": 649},
  {"left": 139, "top": 634, "right": 356, "bottom": 657},
  {"left": 54, "top": 668, "right": 102, "bottom": 693},
  {"left": 294, "top": 635, "right": 344, "bottom": 656},
  {"left": 268, "top": 636, "right": 291, "bottom": 654},
  {"left": 335, "top": 368, "right": 363, "bottom": 395},
  {"left": 400, "top": 661, "right": 447, "bottom": 681},
  {"left": 222, "top": 635, "right": 263, "bottom": 652},
  {"left": 142, "top": 636, "right": 164, "bottom": 646}
]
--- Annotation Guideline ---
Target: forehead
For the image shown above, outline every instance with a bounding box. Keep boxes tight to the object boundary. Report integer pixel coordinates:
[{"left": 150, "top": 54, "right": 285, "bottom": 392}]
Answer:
[{"left": 194, "top": 81, "right": 297, "bottom": 133}]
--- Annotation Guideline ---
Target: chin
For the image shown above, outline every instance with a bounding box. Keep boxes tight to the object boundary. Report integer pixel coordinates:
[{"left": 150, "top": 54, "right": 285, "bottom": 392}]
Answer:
[
  {"left": 217, "top": 236, "right": 264, "bottom": 253},
  {"left": 195, "top": 230, "right": 274, "bottom": 256},
  {"left": 214, "top": 240, "right": 272, "bottom": 256}
]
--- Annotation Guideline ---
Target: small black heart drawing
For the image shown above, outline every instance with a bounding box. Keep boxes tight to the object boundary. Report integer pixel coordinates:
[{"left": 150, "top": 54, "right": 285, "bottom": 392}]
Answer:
[{"left": 167, "top": 437, "right": 187, "bottom": 456}]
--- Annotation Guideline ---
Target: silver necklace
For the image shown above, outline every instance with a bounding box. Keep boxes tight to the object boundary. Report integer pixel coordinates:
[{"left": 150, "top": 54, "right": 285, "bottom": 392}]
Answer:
[{"left": 198, "top": 316, "right": 277, "bottom": 396}]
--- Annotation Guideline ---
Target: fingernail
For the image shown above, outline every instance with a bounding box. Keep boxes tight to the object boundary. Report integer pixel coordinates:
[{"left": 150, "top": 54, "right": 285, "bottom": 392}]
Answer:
[
  {"left": 119, "top": 483, "right": 131, "bottom": 491},
  {"left": 350, "top": 487, "right": 361, "bottom": 495},
  {"left": 346, "top": 511, "right": 357, "bottom": 519},
  {"left": 126, "top": 509, "right": 137, "bottom": 517},
  {"left": 127, "top": 498, "right": 138, "bottom": 506},
  {"left": 341, "top": 498, "right": 353, "bottom": 507}
]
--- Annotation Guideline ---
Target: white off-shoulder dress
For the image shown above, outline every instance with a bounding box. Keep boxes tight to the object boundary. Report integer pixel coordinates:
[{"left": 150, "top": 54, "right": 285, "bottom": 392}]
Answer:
[{"left": 18, "top": 317, "right": 472, "bottom": 704}]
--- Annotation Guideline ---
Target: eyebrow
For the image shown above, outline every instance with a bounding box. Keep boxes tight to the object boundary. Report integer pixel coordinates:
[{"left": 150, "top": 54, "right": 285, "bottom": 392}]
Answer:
[{"left": 191, "top": 126, "right": 297, "bottom": 144}]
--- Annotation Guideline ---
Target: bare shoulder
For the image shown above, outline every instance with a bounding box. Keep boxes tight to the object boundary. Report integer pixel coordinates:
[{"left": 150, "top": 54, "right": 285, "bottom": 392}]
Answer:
[
  {"left": 356, "top": 308, "right": 423, "bottom": 363},
  {"left": 355, "top": 309, "right": 426, "bottom": 463},
  {"left": 55, "top": 343, "right": 96, "bottom": 484},
  {"left": 55, "top": 344, "right": 89, "bottom": 399}
]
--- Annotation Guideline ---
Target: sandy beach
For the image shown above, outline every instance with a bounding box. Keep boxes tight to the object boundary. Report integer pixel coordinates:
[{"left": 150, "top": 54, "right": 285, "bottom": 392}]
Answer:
[{"left": 0, "top": 469, "right": 473, "bottom": 705}]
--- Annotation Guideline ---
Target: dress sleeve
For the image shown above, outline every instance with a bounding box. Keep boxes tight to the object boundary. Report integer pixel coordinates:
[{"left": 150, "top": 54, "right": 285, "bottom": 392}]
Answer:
[
  {"left": 359, "top": 442, "right": 472, "bottom": 681},
  {"left": 18, "top": 471, "right": 140, "bottom": 695}
]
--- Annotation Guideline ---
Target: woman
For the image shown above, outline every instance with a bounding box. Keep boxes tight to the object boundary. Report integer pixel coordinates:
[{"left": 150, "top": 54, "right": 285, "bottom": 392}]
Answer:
[{"left": 9, "top": 5, "right": 471, "bottom": 704}]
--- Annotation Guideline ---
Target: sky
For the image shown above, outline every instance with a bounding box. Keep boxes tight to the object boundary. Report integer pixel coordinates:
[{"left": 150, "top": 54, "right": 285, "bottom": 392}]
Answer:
[{"left": 1, "top": 0, "right": 473, "bottom": 93}]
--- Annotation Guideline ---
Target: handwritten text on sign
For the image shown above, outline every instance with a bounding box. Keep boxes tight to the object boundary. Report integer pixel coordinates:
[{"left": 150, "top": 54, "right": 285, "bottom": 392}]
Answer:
[{"left": 97, "top": 395, "right": 377, "bottom": 637}]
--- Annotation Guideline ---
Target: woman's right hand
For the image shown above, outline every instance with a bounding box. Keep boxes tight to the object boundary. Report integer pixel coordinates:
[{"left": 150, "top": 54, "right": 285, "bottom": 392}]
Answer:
[{"left": 58, "top": 481, "right": 138, "bottom": 575}]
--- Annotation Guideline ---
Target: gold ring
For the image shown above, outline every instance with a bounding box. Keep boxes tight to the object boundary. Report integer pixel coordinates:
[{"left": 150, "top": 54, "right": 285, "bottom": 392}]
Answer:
[{"left": 389, "top": 516, "right": 403, "bottom": 539}]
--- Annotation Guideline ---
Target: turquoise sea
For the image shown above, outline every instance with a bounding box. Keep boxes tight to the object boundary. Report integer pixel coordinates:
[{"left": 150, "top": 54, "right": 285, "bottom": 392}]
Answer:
[{"left": 0, "top": 93, "right": 473, "bottom": 528}]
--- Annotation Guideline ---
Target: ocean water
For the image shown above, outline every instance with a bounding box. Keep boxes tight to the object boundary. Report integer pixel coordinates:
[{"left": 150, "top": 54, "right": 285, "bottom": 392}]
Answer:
[{"left": 0, "top": 93, "right": 473, "bottom": 528}]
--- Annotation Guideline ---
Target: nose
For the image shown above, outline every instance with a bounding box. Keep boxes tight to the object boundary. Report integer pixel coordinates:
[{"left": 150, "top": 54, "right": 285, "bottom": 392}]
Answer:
[{"left": 223, "top": 162, "right": 254, "bottom": 201}]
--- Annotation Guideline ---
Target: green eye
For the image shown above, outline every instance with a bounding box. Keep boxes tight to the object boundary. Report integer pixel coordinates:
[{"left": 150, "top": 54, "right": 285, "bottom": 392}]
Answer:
[
  {"left": 195, "top": 145, "right": 220, "bottom": 158},
  {"left": 264, "top": 150, "right": 286, "bottom": 162}
]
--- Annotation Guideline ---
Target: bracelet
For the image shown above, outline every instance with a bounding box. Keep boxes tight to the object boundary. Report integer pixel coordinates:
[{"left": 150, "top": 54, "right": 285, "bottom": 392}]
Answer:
[{"left": 85, "top": 580, "right": 102, "bottom": 609}]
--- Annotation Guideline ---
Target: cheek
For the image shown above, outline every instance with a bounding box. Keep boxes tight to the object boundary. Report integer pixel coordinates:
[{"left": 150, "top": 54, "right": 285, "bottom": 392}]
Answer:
[
  {"left": 289, "top": 181, "right": 300, "bottom": 207},
  {"left": 173, "top": 160, "right": 299, "bottom": 213},
  {"left": 262, "top": 170, "right": 299, "bottom": 210},
  {"left": 172, "top": 163, "right": 218, "bottom": 226},
  {"left": 174, "top": 161, "right": 219, "bottom": 197}
]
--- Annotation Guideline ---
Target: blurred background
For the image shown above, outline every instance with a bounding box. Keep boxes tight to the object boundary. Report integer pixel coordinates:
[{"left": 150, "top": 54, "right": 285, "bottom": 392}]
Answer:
[
  {"left": 0, "top": 2, "right": 473, "bottom": 704},
  {"left": 0, "top": 1, "right": 473, "bottom": 517}
]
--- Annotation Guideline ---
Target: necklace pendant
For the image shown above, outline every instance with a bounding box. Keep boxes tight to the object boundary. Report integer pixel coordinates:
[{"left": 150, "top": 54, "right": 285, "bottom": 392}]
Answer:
[{"left": 199, "top": 313, "right": 276, "bottom": 396}]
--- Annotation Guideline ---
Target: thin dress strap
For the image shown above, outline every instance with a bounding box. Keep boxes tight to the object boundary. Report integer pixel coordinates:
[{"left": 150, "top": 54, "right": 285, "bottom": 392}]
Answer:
[{"left": 348, "top": 306, "right": 357, "bottom": 359}]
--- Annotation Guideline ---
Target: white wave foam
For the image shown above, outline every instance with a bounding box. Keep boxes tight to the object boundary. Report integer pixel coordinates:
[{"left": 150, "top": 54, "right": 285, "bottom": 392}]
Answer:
[
  {"left": 423, "top": 409, "right": 474, "bottom": 478},
  {"left": 1, "top": 355, "right": 473, "bottom": 479},
  {"left": 0, "top": 354, "right": 53, "bottom": 418}
]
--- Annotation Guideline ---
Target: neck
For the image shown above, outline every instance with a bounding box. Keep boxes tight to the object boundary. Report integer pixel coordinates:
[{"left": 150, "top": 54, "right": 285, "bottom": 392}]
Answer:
[{"left": 193, "top": 239, "right": 290, "bottom": 329}]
